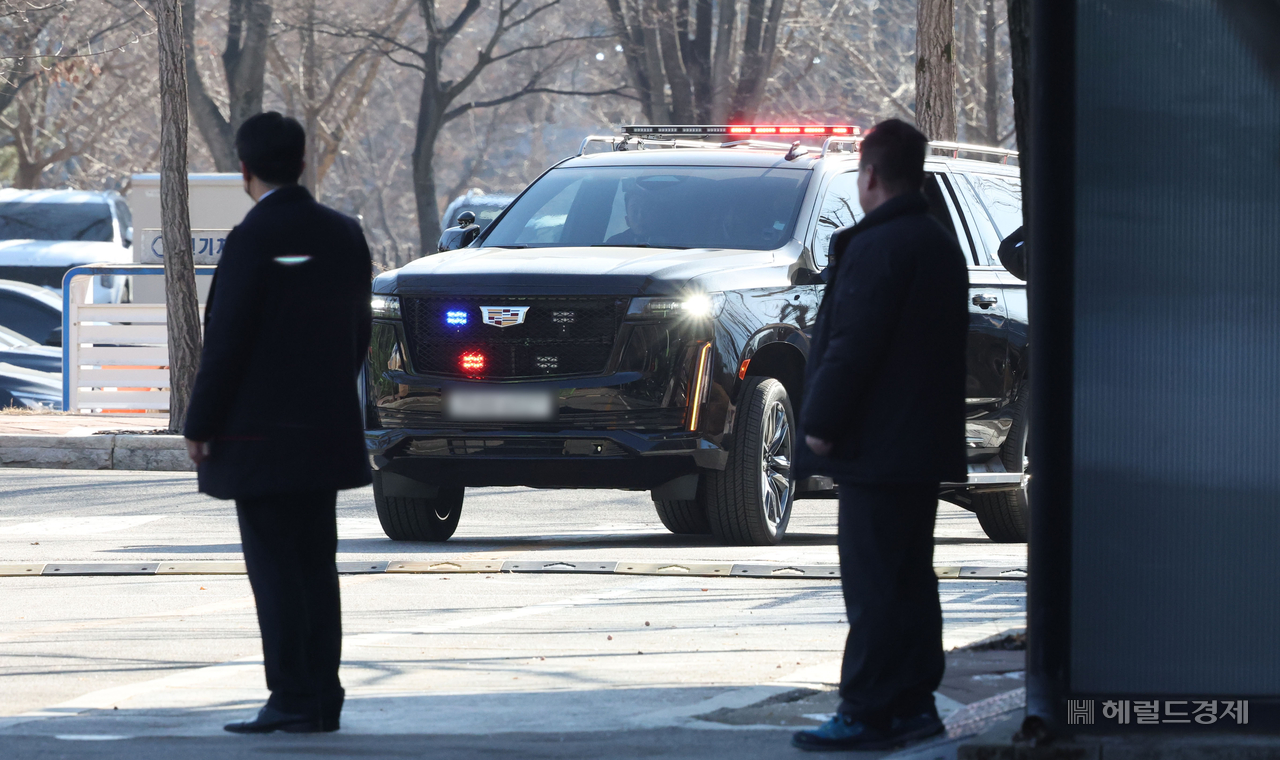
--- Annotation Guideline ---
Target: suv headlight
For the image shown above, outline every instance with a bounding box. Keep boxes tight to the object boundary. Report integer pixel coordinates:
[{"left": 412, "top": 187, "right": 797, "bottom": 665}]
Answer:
[
  {"left": 371, "top": 295, "right": 401, "bottom": 318},
  {"left": 628, "top": 293, "right": 725, "bottom": 320}
]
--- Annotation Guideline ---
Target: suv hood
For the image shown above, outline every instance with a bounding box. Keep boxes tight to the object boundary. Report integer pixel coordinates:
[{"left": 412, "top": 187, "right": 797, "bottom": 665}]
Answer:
[
  {"left": 380, "top": 244, "right": 793, "bottom": 296},
  {"left": 0, "top": 239, "right": 130, "bottom": 267}
]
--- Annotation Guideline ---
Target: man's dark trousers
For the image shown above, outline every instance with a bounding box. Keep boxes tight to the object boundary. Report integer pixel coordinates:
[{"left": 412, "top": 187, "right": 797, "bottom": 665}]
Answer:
[
  {"left": 835, "top": 483, "right": 944, "bottom": 723},
  {"left": 236, "top": 490, "right": 344, "bottom": 720}
]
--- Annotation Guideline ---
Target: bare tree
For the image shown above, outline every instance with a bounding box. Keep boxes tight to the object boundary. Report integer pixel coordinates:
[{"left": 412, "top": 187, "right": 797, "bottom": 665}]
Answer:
[
  {"left": 335, "top": 0, "right": 627, "bottom": 255},
  {"left": 606, "top": 0, "right": 794, "bottom": 124},
  {"left": 181, "top": 0, "right": 273, "bottom": 170},
  {"left": 916, "top": 0, "right": 956, "bottom": 140},
  {"left": 0, "top": 2, "right": 155, "bottom": 187},
  {"left": 1007, "top": 0, "right": 1029, "bottom": 186},
  {"left": 268, "top": 0, "right": 413, "bottom": 196},
  {"left": 157, "top": 0, "right": 202, "bottom": 431}
]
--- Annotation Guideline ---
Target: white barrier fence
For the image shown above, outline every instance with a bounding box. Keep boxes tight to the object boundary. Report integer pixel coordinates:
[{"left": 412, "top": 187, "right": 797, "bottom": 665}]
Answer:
[{"left": 63, "top": 265, "right": 216, "bottom": 413}]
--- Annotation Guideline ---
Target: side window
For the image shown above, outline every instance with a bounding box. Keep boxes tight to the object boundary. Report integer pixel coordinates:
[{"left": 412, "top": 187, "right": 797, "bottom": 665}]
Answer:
[
  {"left": 967, "top": 173, "right": 1023, "bottom": 239},
  {"left": 812, "top": 172, "right": 862, "bottom": 268},
  {"left": 951, "top": 174, "right": 1002, "bottom": 265}
]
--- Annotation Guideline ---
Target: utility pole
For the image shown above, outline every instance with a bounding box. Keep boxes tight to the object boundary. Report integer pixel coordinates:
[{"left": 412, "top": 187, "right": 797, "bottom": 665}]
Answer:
[{"left": 155, "top": 0, "right": 203, "bottom": 433}]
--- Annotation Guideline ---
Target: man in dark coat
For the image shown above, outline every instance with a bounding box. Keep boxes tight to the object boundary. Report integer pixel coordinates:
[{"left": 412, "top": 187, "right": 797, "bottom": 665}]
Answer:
[
  {"left": 792, "top": 119, "right": 968, "bottom": 751},
  {"left": 183, "top": 112, "right": 372, "bottom": 734}
]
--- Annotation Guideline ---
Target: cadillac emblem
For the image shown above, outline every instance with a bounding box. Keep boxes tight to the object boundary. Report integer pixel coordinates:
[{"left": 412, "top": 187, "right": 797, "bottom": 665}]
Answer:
[{"left": 481, "top": 306, "right": 530, "bottom": 328}]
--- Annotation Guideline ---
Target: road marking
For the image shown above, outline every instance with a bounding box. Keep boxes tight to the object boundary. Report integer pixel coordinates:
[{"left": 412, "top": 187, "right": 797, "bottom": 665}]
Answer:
[
  {"left": 0, "top": 516, "right": 166, "bottom": 536},
  {"left": 0, "top": 579, "right": 653, "bottom": 732}
]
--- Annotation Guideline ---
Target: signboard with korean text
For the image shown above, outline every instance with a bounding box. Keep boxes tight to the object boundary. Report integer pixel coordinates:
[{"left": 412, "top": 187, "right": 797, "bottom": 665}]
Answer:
[{"left": 137, "top": 228, "right": 229, "bottom": 265}]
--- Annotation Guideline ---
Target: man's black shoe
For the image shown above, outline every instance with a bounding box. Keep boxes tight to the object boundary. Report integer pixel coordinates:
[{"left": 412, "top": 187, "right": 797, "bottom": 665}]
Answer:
[
  {"left": 791, "top": 713, "right": 894, "bottom": 751},
  {"left": 224, "top": 705, "right": 325, "bottom": 734},
  {"left": 887, "top": 710, "right": 946, "bottom": 744}
]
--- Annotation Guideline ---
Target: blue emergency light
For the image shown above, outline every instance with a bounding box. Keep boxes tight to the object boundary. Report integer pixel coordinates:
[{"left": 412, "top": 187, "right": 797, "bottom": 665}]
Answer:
[{"left": 446, "top": 310, "right": 468, "bottom": 326}]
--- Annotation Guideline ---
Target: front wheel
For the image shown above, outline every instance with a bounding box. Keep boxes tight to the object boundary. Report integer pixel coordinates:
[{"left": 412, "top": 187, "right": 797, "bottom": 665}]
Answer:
[
  {"left": 705, "top": 376, "right": 795, "bottom": 546},
  {"left": 373, "top": 472, "right": 464, "bottom": 541}
]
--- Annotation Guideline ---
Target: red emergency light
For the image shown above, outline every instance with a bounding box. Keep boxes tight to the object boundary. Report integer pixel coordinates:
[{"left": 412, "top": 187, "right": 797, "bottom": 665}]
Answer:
[
  {"left": 624, "top": 124, "right": 860, "bottom": 138},
  {"left": 460, "top": 351, "right": 486, "bottom": 375}
]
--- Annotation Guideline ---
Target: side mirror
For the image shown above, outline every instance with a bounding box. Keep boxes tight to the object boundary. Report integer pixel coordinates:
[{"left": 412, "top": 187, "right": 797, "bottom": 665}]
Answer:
[
  {"left": 457, "top": 211, "right": 476, "bottom": 226},
  {"left": 997, "top": 226, "right": 1027, "bottom": 281},
  {"left": 44, "top": 326, "right": 62, "bottom": 348},
  {"left": 437, "top": 221, "right": 481, "bottom": 253}
]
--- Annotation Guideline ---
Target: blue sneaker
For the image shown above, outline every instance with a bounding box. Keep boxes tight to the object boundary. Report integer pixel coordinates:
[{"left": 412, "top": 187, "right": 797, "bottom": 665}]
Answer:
[
  {"left": 791, "top": 713, "right": 893, "bottom": 751},
  {"left": 887, "top": 710, "right": 945, "bottom": 744}
]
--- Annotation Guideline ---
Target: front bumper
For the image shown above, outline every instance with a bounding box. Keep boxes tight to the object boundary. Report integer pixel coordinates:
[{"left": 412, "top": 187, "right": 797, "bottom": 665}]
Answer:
[{"left": 366, "top": 427, "right": 725, "bottom": 489}]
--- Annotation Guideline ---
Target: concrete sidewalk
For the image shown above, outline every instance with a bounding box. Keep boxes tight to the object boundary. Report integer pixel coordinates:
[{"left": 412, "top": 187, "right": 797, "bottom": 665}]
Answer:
[{"left": 0, "top": 413, "right": 185, "bottom": 471}]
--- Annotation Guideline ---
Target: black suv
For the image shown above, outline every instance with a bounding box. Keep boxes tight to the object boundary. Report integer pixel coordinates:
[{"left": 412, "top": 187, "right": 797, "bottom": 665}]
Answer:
[{"left": 365, "top": 127, "right": 1028, "bottom": 545}]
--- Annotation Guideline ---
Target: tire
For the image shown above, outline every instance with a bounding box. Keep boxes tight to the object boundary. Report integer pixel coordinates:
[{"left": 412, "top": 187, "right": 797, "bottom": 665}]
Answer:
[
  {"left": 652, "top": 497, "right": 711, "bottom": 535},
  {"left": 705, "top": 376, "right": 795, "bottom": 546},
  {"left": 373, "top": 472, "right": 464, "bottom": 541},
  {"left": 972, "top": 385, "right": 1030, "bottom": 543}
]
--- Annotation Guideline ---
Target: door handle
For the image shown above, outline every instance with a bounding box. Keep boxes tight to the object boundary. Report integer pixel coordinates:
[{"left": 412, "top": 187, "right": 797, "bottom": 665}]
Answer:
[{"left": 972, "top": 294, "right": 999, "bottom": 309}]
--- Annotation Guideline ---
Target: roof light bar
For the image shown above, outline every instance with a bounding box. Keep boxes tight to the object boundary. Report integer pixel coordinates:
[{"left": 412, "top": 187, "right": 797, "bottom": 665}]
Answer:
[{"left": 623, "top": 124, "right": 860, "bottom": 138}]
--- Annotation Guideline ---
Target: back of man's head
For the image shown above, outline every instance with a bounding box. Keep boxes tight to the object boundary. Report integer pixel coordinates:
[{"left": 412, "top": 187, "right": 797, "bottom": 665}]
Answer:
[
  {"left": 859, "top": 119, "right": 928, "bottom": 195},
  {"left": 236, "top": 112, "right": 305, "bottom": 186}
]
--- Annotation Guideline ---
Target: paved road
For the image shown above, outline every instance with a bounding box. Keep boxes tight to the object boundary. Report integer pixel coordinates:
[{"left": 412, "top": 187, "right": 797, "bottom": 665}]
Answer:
[{"left": 0, "top": 469, "right": 1027, "bottom": 759}]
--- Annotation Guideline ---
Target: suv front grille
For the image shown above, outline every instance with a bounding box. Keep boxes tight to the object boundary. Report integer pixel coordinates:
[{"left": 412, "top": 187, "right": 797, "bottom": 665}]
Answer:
[{"left": 401, "top": 296, "right": 627, "bottom": 378}]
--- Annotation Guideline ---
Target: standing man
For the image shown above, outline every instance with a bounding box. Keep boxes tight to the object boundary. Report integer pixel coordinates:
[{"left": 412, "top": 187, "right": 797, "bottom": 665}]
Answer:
[
  {"left": 184, "top": 112, "right": 373, "bottom": 734},
  {"left": 792, "top": 119, "right": 968, "bottom": 751}
]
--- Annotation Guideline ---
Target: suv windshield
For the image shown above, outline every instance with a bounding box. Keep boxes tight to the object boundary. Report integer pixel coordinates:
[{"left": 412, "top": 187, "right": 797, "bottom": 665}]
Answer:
[
  {"left": 481, "top": 165, "right": 811, "bottom": 250},
  {"left": 0, "top": 201, "right": 114, "bottom": 242}
]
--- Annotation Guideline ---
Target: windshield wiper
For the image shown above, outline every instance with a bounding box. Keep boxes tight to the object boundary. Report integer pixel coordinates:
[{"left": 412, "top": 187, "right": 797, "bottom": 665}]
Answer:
[
  {"left": 590, "top": 244, "right": 689, "bottom": 250},
  {"left": 489, "top": 244, "right": 530, "bottom": 249}
]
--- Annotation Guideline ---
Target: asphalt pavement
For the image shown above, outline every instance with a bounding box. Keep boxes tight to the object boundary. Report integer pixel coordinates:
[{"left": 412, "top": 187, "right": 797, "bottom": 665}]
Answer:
[{"left": 0, "top": 469, "right": 1028, "bottom": 759}]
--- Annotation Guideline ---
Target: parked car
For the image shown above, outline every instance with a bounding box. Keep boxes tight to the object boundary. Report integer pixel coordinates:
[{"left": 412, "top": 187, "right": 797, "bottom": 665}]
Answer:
[
  {"left": 369, "top": 125, "right": 1028, "bottom": 545},
  {"left": 0, "top": 362, "right": 61, "bottom": 411},
  {"left": 0, "top": 325, "right": 60, "bottom": 374},
  {"left": 440, "top": 190, "right": 515, "bottom": 237},
  {"left": 0, "top": 188, "right": 133, "bottom": 303},
  {"left": 0, "top": 279, "right": 63, "bottom": 346}
]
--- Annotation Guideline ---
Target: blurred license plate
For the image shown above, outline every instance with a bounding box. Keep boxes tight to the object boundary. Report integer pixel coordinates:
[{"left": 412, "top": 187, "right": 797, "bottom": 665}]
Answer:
[{"left": 444, "top": 387, "right": 556, "bottom": 421}]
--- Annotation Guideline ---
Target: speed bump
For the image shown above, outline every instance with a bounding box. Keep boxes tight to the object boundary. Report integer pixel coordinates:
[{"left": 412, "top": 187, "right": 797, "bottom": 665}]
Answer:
[
  {"left": 43, "top": 563, "right": 158, "bottom": 576},
  {"left": 387, "top": 560, "right": 503, "bottom": 573},
  {"left": 614, "top": 562, "right": 734, "bottom": 577},
  {"left": 0, "top": 564, "right": 45, "bottom": 576},
  {"left": 156, "top": 561, "right": 247, "bottom": 574},
  {"left": 731, "top": 564, "right": 840, "bottom": 578},
  {"left": 503, "top": 560, "right": 617, "bottom": 573}
]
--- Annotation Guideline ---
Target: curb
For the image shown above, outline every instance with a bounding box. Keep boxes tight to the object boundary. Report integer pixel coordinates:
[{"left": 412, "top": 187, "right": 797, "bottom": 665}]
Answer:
[
  {"left": 0, "top": 560, "right": 1028, "bottom": 580},
  {"left": 0, "top": 434, "right": 191, "bottom": 472}
]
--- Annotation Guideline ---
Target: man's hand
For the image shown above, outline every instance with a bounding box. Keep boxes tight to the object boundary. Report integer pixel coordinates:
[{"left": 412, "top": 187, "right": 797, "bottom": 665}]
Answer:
[
  {"left": 805, "top": 435, "right": 834, "bottom": 457},
  {"left": 186, "top": 438, "right": 211, "bottom": 465}
]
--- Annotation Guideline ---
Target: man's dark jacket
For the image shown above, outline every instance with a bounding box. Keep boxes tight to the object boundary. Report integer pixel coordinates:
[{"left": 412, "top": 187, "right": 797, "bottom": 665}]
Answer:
[
  {"left": 184, "top": 186, "right": 373, "bottom": 500},
  {"left": 796, "top": 191, "right": 968, "bottom": 484}
]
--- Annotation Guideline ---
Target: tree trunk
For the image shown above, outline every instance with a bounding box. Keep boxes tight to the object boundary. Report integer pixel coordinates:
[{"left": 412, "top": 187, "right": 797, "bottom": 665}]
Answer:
[
  {"left": 156, "top": 0, "right": 203, "bottom": 433},
  {"left": 916, "top": 0, "right": 958, "bottom": 141},
  {"left": 1007, "top": 0, "right": 1030, "bottom": 203},
  {"left": 301, "top": 0, "right": 320, "bottom": 195},
  {"left": 181, "top": 0, "right": 272, "bottom": 171},
  {"left": 983, "top": 0, "right": 1000, "bottom": 145},
  {"left": 412, "top": 75, "right": 444, "bottom": 262},
  {"left": 654, "top": 0, "right": 696, "bottom": 122}
]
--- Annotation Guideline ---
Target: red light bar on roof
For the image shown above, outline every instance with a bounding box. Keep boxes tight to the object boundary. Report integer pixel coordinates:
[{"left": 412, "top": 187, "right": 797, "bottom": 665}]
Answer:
[{"left": 623, "top": 125, "right": 860, "bottom": 138}]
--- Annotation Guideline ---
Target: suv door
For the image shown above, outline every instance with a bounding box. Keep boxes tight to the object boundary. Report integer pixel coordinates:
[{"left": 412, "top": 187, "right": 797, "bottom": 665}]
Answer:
[{"left": 951, "top": 171, "right": 1026, "bottom": 392}]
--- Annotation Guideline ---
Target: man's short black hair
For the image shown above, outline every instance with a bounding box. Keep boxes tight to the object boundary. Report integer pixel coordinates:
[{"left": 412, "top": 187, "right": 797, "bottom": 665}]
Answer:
[
  {"left": 859, "top": 118, "right": 928, "bottom": 194},
  {"left": 235, "top": 111, "right": 305, "bottom": 186}
]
